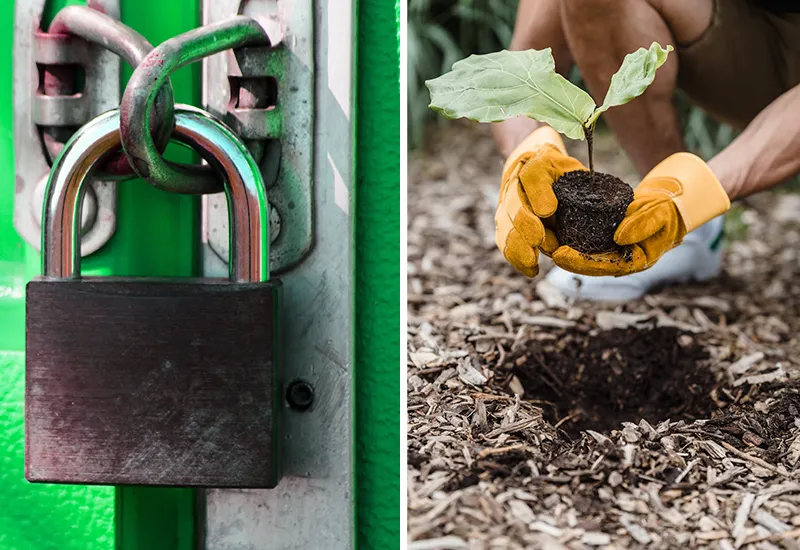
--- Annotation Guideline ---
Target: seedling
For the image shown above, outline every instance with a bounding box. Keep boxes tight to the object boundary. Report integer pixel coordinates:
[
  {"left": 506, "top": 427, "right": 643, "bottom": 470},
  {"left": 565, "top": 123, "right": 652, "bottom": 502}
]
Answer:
[
  {"left": 426, "top": 42, "right": 672, "bottom": 172},
  {"left": 426, "top": 43, "right": 673, "bottom": 254}
]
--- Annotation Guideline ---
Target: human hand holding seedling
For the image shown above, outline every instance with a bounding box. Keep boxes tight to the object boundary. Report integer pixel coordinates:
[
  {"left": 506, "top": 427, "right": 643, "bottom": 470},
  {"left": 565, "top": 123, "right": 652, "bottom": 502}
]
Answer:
[
  {"left": 427, "top": 43, "right": 731, "bottom": 278},
  {"left": 493, "top": 126, "right": 583, "bottom": 277}
]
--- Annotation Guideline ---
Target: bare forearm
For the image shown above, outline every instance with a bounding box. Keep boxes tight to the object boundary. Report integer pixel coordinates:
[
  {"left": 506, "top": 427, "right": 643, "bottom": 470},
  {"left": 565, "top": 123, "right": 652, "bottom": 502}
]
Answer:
[{"left": 709, "top": 84, "right": 800, "bottom": 201}]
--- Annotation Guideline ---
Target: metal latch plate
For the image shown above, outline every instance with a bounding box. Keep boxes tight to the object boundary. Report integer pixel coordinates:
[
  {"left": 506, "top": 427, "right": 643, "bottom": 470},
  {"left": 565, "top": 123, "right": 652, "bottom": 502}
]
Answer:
[
  {"left": 13, "top": 0, "right": 119, "bottom": 256},
  {"left": 202, "top": 0, "right": 314, "bottom": 274}
]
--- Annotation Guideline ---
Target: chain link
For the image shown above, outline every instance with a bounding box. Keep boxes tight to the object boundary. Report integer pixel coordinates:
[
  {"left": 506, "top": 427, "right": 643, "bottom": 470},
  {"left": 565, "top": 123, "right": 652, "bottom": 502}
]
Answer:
[
  {"left": 119, "top": 17, "right": 272, "bottom": 194},
  {"left": 39, "top": 5, "right": 175, "bottom": 180}
]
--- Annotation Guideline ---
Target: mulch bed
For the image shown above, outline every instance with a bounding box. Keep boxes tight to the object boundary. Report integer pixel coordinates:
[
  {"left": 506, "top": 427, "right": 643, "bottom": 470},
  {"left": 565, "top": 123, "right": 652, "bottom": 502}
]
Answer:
[{"left": 407, "top": 121, "right": 800, "bottom": 549}]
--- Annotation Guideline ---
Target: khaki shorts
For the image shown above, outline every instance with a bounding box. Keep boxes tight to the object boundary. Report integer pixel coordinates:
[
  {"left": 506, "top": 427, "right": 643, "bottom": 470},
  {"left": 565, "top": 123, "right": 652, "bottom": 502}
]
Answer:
[{"left": 677, "top": 0, "right": 800, "bottom": 128}]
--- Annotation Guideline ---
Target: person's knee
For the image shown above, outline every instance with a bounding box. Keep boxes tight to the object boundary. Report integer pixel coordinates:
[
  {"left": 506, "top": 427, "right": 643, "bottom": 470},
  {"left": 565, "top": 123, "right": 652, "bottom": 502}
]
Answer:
[
  {"left": 561, "top": 0, "right": 686, "bottom": 16},
  {"left": 561, "top": 0, "right": 624, "bottom": 25},
  {"left": 562, "top": 0, "right": 711, "bottom": 46},
  {"left": 647, "top": 0, "right": 713, "bottom": 46}
]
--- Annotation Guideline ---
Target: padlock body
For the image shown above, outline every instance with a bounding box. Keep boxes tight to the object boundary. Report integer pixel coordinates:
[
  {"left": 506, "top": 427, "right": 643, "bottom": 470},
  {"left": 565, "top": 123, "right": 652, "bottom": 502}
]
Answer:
[{"left": 25, "top": 277, "right": 281, "bottom": 488}]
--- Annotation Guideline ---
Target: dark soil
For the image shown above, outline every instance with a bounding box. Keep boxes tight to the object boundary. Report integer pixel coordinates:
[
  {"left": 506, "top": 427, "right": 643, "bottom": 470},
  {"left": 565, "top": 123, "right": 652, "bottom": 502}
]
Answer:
[
  {"left": 511, "top": 326, "right": 719, "bottom": 436},
  {"left": 444, "top": 449, "right": 533, "bottom": 491},
  {"left": 552, "top": 170, "right": 634, "bottom": 254}
]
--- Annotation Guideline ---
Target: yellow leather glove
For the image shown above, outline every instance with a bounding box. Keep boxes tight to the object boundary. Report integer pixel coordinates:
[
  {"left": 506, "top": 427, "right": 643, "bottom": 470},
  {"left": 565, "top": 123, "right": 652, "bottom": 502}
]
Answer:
[
  {"left": 551, "top": 153, "right": 732, "bottom": 276},
  {"left": 495, "top": 127, "right": 584, "bottom": 277}
]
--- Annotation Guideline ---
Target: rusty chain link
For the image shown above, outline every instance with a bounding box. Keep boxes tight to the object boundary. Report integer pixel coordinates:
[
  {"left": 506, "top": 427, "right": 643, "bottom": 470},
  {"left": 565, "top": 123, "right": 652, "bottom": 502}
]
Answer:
[{"left": 119, "top": 16, "right": 272, "bottom": 194}]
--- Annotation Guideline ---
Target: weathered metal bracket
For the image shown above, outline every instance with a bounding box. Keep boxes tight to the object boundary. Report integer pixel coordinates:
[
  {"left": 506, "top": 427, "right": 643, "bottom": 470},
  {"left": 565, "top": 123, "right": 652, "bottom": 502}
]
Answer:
[
  {"left": 13, "top": 0, "right": 119, "bottom": 255},
  {"left": 201, "top": 0, "right": 355, "bottom": 548},
  {"left": 202, "top": 0, "right": 314, "bottom": 274}
]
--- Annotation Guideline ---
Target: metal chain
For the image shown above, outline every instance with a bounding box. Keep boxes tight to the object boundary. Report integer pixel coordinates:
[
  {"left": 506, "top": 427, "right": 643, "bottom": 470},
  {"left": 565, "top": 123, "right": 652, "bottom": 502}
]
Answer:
[
  {"left": 39, "top": 10, "right": 275, "bottom": 194},
  {"left": 39, "top": 5, "right": 175, "bottom": 179},
  {"left": 120, "top": 16, "right": 272, "bottom": 194}
]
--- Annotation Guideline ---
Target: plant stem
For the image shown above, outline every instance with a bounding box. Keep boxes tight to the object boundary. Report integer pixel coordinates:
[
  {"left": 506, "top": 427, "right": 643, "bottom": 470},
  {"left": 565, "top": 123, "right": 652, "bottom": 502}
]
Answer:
[{"left": 585, "top": 125, "right": 594, "bottom": 182}]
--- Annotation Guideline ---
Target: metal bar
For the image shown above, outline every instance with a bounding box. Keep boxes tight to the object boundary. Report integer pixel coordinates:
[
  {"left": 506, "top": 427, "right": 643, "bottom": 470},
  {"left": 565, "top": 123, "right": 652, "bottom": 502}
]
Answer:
[
  {"left": 112, "top": 3, "right": 203, "bottom": 548},
  {"left": 201, "top": 0, "right": 356, "bottom": 547},
  {"left": 224, "top": 107, "right": 282, "bottom": 140},
  {"left": 33, "top": 94, "right": 90, "bottom": 126},
  {"left": 34, "top": 32, "right": 89, "bottom": 64},
  {"left": 46, "top": 5, "right": 176, "bottom": 175}
]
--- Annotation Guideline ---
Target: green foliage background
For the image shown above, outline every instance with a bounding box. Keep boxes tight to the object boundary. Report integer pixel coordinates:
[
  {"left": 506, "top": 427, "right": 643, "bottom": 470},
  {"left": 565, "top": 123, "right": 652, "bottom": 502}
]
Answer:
[{"left": 407, "top": 0, "right": 735, "bottom": 160}]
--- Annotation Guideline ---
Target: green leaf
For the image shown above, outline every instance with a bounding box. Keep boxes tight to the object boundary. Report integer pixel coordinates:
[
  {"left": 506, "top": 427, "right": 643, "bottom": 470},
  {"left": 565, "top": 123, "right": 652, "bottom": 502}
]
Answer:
[
  {"left": 589, "top": 42, "right": 673, "bottom": 125},
  {"left": 426, "top": 49, "right": 596, "bottom": 140}
]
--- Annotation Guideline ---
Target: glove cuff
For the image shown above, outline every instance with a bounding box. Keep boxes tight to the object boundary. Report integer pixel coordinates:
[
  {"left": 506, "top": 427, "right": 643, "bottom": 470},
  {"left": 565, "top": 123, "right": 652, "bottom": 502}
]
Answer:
[
  {"left": 644, "top": 152, "right": 731, "bottom": 233},
  {"left": 502, "top": 126, "right": 566, "bottom": 183}
]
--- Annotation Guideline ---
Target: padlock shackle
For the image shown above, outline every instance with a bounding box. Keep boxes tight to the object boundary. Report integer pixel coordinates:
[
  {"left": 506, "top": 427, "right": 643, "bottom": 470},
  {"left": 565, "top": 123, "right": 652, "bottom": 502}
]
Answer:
[{"left": 41, "top": 105, "right": 269, "bottom": 282}]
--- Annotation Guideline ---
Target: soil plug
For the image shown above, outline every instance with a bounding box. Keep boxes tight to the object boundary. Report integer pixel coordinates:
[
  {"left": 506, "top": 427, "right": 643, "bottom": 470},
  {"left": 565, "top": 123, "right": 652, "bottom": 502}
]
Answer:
[{"left": 426, "top": 42, "right": 672, "bottom": 254}]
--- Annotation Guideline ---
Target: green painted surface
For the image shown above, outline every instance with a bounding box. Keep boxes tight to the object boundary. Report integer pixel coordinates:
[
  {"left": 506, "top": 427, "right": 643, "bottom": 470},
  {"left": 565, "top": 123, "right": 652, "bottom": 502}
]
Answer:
[
  {"left": 116, "top": 487, "right": 198, "bottom": 550},
  {"left": 355, "top": 0, "right": 401, "bottom": 548}
]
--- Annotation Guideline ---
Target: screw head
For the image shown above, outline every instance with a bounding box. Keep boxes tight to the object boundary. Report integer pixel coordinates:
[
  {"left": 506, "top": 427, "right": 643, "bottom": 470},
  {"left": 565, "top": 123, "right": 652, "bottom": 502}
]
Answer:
[{"left": 286, "top": 380, "right": 314, "bottom": 411}]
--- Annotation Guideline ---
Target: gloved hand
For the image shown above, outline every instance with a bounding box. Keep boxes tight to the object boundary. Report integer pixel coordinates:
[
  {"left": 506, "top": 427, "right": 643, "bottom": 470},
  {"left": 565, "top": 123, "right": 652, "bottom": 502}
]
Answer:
[
  {"left": 551, "top": 152, "right": 731, "bottom": 276},
  {"left": 495, "top": 126, "right": 584, "bottom": 277}
]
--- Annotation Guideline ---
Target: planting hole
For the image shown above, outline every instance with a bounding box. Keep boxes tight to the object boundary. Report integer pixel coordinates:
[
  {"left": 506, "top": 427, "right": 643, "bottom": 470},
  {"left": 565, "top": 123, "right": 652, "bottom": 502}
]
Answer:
[{"left": 512, "top": 327, "right": 718, "bottom": 435}]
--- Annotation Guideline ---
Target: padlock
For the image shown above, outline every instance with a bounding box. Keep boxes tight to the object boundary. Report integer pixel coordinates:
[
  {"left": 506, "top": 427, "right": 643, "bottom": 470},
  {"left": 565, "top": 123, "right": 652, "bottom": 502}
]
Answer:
[{"left": 25, "top": 105, "right": 281, "bottom": 488}]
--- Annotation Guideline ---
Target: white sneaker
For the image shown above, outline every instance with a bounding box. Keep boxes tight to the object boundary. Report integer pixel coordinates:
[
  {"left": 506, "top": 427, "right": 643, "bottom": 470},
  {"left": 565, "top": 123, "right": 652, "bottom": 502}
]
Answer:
[{"left": 543, "top": 216, "right": 725, "bottom": 302}]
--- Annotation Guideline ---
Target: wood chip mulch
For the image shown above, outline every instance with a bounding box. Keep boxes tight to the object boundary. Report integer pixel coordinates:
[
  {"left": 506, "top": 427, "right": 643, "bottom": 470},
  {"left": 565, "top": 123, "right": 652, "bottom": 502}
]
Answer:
[{"left": 408, "top": 122, "right": 800, "bottom": 550}]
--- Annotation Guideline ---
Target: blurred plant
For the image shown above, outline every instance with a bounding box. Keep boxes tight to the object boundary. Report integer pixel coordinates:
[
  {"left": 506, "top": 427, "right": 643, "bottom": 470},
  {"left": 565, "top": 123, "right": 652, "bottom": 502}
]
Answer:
[
  {"left": 408, "top": 0, "right": 518, "bottom": 147},
  {"left": 674, "top": 93, "right": 737, "bottom": 160},
  {"left": 723, "top": 203, "right": 749, "bottom": 243}
]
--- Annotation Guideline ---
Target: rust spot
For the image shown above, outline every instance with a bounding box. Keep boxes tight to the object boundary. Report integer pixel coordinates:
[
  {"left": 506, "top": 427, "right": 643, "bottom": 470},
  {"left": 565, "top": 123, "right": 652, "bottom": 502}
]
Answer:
[
  {"left": 87, "top": 1, "right": 107, "bottom": 14},
  {"left": 99, "top": 154, "right": 134, "bottom": 177},
  {"left": 140, "top": 54, "right": 165, "bottom": 69}
]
